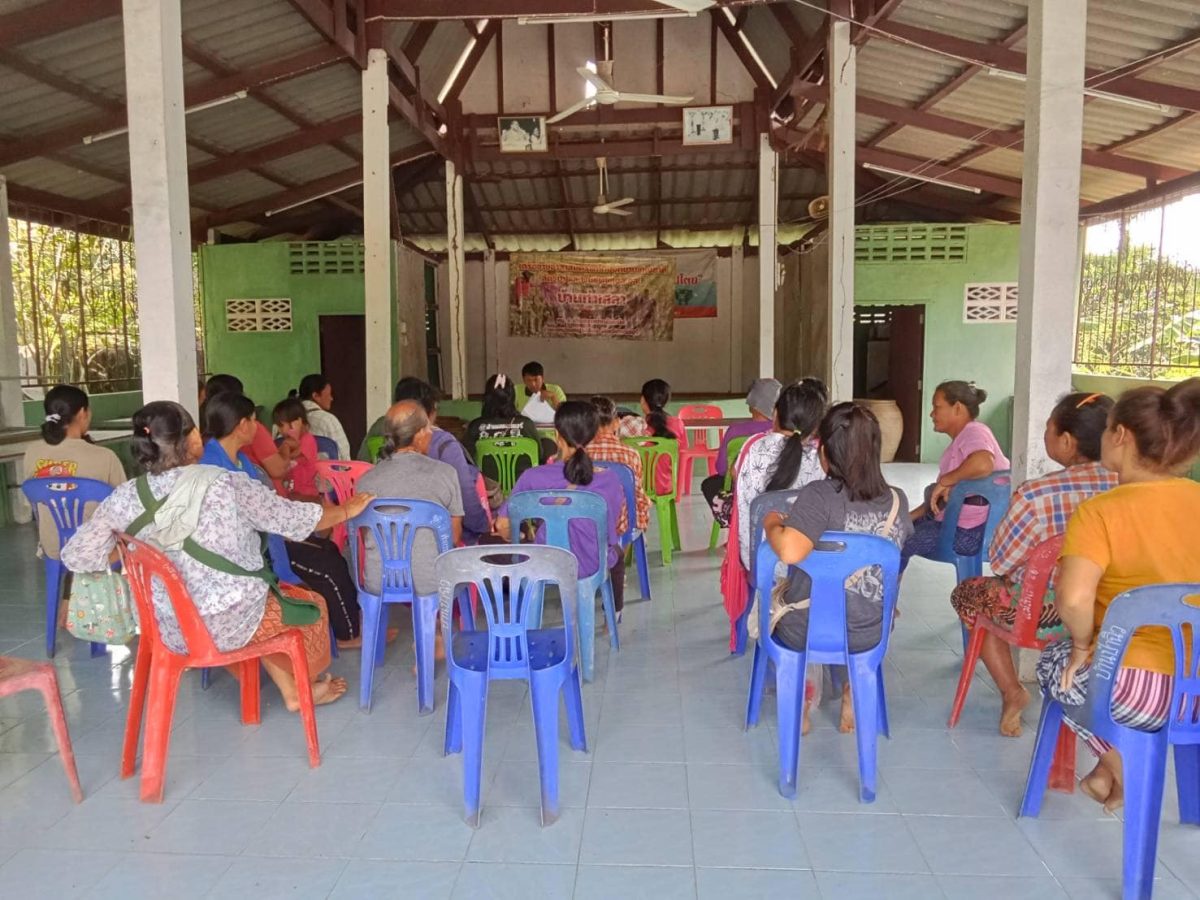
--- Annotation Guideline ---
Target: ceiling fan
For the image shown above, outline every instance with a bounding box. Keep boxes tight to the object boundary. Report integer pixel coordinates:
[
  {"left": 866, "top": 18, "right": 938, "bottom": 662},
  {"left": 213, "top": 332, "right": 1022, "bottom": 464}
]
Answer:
[
  {"left": 593, "top": 157, "right": 634, "bottom": 216},
  {"left": 653, "top": 0, "right": 717, "bottom": 10}
]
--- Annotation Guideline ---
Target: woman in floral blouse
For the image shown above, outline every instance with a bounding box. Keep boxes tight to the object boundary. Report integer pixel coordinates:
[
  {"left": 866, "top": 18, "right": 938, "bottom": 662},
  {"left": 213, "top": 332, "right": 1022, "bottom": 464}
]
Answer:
[{"left": 62, "top": 401, "right": 373, "bottom": 709}]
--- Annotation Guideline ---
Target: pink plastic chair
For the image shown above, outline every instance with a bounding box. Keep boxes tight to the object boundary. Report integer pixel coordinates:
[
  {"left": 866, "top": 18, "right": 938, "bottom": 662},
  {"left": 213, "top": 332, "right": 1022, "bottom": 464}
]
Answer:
[
  {"left": 677, "top": 404, "right": 723, "bottom": 496},
  {"left": 0, "top": 656, "right": 83, "bottom": 802},
  {"left": 314, "top": 460, "right": 373, "bottom": 550}
]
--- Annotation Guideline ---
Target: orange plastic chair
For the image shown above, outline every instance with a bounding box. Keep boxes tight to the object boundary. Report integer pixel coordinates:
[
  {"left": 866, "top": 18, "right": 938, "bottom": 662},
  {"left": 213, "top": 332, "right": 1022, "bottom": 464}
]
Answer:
[
  {"left": 118, "top": 536, "right": 320, "bottom": 803},
  {"left": 314, "top": 460, "right": 373, "bottom": 550},
  {"left": 0, "top": 656, "right": 83, "bottom": 803},
  {"left": 677, "top": 404, "right": 723, "bottom": 496}
]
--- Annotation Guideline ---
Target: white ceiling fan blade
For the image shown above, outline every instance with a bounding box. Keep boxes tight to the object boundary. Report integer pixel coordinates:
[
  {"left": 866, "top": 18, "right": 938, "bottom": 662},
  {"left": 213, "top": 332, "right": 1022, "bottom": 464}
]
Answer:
[
  {"left": 577, "top": 66, "right": 614, "bottom": 94},
  {"left": 547, "top": 97, "right": 595, "bottom": 124},
  {"left": 614, "top": 91, "right": 694, "bottom": 106},
  {"left": 600, "top": 206, "right": 634, "bottom": 216},
  {"left": 654, "top": 0, "right": 715, "bottom": 11},
  {"left": 605, "top": 197, "right": 635, "bottom": 209}
]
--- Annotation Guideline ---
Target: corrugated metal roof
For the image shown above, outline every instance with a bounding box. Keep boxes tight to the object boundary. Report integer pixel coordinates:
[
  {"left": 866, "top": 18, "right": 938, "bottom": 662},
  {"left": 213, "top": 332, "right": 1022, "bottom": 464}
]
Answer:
[
  {"left": 182, "top": 0, "right": 323, "bottom": 70},
  {"left": 890, "top": 0, "right": 1027, "bottom": 43}
]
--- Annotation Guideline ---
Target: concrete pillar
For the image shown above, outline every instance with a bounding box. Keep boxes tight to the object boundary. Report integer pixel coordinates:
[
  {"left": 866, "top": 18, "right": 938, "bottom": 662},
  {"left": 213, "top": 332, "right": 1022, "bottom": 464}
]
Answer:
[
  {"left": 0, "top": 177, "right": 22, "bottom": 429},
  {"left": 826, "top": 16, "right": 856, "bottom": 403},
  {"left": 757, "top": 133, "right": 777, "bottom": 378},
  {"left": 482, "top": 248, "right": 498, "bottom": 376},
  {"left": 446, "top": 160, "right": 467, "bottom": 399},
  {"left": 1012, "top": 0, "right": 1087, "bottom": 484},
  {"left": 122, "top": 0, "right": 198, "bottom": 417},
  {"left": 730, "top": 244, "right": 744, "bottom": 391},
  {"left": 362, "top": 48, "right": 393, "bottom": 417}
]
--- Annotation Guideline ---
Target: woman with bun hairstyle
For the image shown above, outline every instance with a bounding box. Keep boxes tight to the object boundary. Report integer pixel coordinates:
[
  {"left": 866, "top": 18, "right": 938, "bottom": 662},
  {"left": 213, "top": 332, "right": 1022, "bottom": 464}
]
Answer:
[
  {"left": 23, "top": 384, "right": 126, "bottom": 560},
  {"left": 901, "top": 380, "right": 1010, "bottom": 570},
  {"left": 952, "top": 392, "right": 1118, "bottom": 737},
  {"left": 619, "top": 378, "right": 685, "bottom": 496},
  {"left": 61, "top": 401, "right": 375, "bottom": 708},
  {"left": 292, "top": 373, "right": 350, "bottom": 460},
  {"left": 497, "top": 400, "right": 629, "bottom": 618},
  {"left": 1037, "top": 378, "right": 1200, "bottom": 811},
  {"left": 464, "top": 372, "right": 548, "bottom": 470}
]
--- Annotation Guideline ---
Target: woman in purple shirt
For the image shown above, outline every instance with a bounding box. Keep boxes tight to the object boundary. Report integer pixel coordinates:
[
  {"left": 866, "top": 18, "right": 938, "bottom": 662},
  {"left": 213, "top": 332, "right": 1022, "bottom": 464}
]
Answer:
[{"left": 497, "top": 401, "right": 629, "bottom": 617}]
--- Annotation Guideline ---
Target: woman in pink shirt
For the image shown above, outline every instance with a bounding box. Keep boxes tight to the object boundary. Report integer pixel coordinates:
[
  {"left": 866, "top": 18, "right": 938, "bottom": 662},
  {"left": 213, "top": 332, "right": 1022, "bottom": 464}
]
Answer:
[
  {"left": 272, "top": 397, "right": 321, "bottom": 501},
  {"left": 901, "top": 380, "right": 1010, "bottom": 570},
  {"left": 619, "top": 378, "right": 684, "bottom": 495}
]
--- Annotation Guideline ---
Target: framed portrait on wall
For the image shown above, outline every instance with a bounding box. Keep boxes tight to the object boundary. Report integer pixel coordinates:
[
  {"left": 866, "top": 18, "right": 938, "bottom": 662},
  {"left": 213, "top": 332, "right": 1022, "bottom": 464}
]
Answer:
[
  {"left": 497, "top": 116, "right": 548, "bottom": 153},
  {"left": 682, "top": 106, "right": 734, "bottom": 145}
]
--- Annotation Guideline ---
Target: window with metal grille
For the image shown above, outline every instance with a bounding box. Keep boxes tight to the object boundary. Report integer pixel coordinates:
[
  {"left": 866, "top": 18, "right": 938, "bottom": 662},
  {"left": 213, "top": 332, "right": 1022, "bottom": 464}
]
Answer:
[
  {"left": 963, "top": 282, "right": 1019, "bottom": 323},
  {"left": 287, "top": 241, "right": 364, "bottom": 275},
  {"left": 855, "top": 225, "right": 968, "bottom": 264},
  {"left": 225, "top": 298, "right": 293, "bottom": 332}
]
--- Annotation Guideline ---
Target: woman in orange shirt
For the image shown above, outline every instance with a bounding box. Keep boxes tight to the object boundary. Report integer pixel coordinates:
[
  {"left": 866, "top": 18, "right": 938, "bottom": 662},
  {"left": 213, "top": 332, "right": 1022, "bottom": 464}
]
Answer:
[{"left": 1037, "top": 378, "right": 1200, "bottom": 812}]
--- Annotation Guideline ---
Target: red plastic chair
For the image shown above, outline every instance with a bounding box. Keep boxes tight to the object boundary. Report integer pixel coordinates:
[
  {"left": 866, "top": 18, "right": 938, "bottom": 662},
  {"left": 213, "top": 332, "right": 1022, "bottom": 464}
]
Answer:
[
  {"left": 117, "top": 536, "right": 320, "bottom": 803},
  {"left": 314, "top": 460, "right": 373, "bottom": 550},
  {"left": 677, "top": 404, "right": 723, "bottom": 496},
  {"left": 0, "top": 656, "right": 83, "bottom": 803}
]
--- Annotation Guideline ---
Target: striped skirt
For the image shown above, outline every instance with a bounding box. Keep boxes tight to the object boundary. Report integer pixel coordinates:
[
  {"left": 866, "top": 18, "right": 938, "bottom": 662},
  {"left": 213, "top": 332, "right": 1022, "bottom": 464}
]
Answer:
[{"left": 1036, "top": 638, "right": 1171, "bottom": 757}]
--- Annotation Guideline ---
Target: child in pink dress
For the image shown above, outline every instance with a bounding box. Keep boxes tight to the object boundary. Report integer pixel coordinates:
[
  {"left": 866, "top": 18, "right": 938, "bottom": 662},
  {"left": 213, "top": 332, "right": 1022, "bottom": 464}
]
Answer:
[{"left": 272, "top": 397, "right": 321, "bottom": 501}]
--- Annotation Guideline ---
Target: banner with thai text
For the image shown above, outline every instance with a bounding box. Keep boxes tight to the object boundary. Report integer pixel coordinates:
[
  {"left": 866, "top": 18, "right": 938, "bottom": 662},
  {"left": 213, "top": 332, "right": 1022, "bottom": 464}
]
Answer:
[{"left": 664, "top": 249, "right": 718, "bottom": 318}]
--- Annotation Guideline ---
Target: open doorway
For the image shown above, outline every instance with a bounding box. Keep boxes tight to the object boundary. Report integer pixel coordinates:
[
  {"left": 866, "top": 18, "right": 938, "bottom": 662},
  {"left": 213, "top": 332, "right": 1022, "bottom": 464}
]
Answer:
[
  {"left": 319, "top": 314, "right": 367, "bottom": 454},
  {"left": 853, "top": 304, "right": 925, "bottom": 462}
]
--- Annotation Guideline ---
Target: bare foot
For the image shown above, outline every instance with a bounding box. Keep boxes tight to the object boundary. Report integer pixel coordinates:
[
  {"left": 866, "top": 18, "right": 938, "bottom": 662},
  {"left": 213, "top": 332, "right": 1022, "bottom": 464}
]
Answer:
[
  {"left": 802, "top": 698, "right": 814, "bottom": 736},
  {"left": 1080, "top": 763, "right": 1115, "bottom": 808},
  {"left": 999, "top": 686, "right": 1031, "bottom": 737},
  {"left": 1102, "top": 780, "right": 1124, "bottom": 813},
  {"left": 284, "top": 673, "right": 348, "bottom": 711},
  {"left": 839, "top": 683, "right": 855, "bottom": 733}
]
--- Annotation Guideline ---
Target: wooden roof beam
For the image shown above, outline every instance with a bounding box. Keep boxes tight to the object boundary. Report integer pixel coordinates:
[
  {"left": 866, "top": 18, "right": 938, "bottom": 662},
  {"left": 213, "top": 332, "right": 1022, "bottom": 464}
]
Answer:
[
  {"left": 442, "top": 20, "right": 501, "bottom": 105},
  {"left": 365, "top": 0, "right": 760, "bottom": 18},
  {"left": 0, "top": 0, "right": 120, "bottom": 48},
  {"left": 711, "top": 9, "right": 774, "bottom": 96}
]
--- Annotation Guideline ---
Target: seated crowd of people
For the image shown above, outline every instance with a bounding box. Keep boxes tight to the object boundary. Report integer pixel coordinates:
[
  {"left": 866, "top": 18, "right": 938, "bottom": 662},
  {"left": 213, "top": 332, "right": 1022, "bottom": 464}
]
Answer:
[{"left": 20, "top": 358, "right": 1200, "bottom": 818}]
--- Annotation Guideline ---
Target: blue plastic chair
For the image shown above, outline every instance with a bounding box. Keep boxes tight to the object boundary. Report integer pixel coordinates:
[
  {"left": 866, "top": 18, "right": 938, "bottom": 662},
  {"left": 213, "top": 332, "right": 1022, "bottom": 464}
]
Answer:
[
  {"left": 347, "top": 498, "right": 470, "bottom": 713},
  {"left": 438, "top": 544, "right": 586, "bottom": 827},
  {"left": 746, "top": 533, "right": 901, "bottom": 801},
  {"left": 21, "top": 477, "right": 113, "bottom": 658},
  {"left": 925, "top": 471, "right": 1012, "bottom": 583},
  {"left": 506, "top": 490, "right": 619, "bottom": 683},
  {"left": 730, "top": 489, "right": 804, "bottom": 656},
  {"left": 1020, "top": 583, "right": 1200, "bottom": 900},
  {"left": 595, "top": 461, "right": 651, "bottom": 603},
  {"left": 314, "top": 435, "right": 339, "bottom": 460}
]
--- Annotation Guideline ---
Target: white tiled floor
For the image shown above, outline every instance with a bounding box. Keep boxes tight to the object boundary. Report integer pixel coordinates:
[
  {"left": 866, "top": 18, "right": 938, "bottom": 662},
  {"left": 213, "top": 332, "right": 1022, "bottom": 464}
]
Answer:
[{"left": 0, "top": 464, "right": 1196, "bottom": 898}]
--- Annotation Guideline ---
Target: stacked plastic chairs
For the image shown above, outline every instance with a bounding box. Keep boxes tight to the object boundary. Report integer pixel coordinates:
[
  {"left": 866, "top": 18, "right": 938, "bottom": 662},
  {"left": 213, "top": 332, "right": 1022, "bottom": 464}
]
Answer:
[
  {"left": 1021, "top": 583, "right": 1200, "bottom": 899},
  {"left": 676, "top": 404, "right": 722, "bottom": 496},
  {"left": 439, "top": 545, "right": 586, "bottom": 826},
  {"left": 474, "top": 436, "right": 539, "bottom": 497},
  {"left": 506, "top": 490, "right": 618, "bottom": 682},
  {"left": 314, "top": 460, "right": 373, "bottom": 551},
  {"left": 747, "top": 534, "right": 900, "bottom": 801},
  {"left": 622, "top": 436, "right": 681, "bottom": 565},
  {"left": 21, "top": 476, "right": 113, "bottom": 658},
  {"left": 596, "top": 461, "right": 651, "bottom": 602},
  {"left": 707, "top": 435, "right": 751, "bottom": 551}
]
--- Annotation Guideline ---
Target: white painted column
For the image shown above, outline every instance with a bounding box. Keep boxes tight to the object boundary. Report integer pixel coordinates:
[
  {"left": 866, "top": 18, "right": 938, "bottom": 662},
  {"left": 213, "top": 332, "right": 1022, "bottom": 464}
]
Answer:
[
  {"left": 122, "top": 0, "right": 198, "bottom": 417},
  {"left": 0, "top": 178, "right": 22, "bottom": 429},
  {"left": 729, "top": 244, "right": 744, "bottom": 391},
  {"left": 1012, "top": 0, "right": 1087, "bottom": 484},
  {"left": 826, "top": 15, "right": 856, "bottom": 402},
  {"left": 445, "top": 160, "right": 467, "bottom": 399},
  {"left": 757, "top": 133, "right": 778, "bottom": 378},
  {"left": 362, "top": 48, "right": 393, "bottom": 416}
]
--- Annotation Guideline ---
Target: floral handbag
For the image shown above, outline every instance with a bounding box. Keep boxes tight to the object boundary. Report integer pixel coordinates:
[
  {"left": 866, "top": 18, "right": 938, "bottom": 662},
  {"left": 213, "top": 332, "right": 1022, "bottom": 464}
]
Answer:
[{"left": 65, "top": 569, "right": 137, "bottom": 645}]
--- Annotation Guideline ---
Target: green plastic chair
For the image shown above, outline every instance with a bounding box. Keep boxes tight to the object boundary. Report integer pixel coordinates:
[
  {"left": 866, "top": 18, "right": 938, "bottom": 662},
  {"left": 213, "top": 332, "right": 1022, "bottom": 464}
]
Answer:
[
  {"left": 365, "top": 435, "right": 385, "bottom": 463},
  {"left": 708, "top": 435, "right": 751, "bottom": 551},
  {"left": 474, "top": 436, "right": 539, "bottom": 497},
  {"left": 622, "top": 436, "right": 681, "bottom": 565}
]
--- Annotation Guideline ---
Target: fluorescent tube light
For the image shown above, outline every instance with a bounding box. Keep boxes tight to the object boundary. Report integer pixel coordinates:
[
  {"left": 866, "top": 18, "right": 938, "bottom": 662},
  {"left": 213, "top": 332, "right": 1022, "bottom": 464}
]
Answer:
[
  {"left": 862, "top": 162, "right": 982, "bottom": 194},
  {"left": 82, "top": 90, "right": 250, "bottom": 145},
  {"left": 983, "top": 68, "right": 1178, "bottom": 116},
  {"left": 265, "top": 179, "right": 363, "bottom": 217}
]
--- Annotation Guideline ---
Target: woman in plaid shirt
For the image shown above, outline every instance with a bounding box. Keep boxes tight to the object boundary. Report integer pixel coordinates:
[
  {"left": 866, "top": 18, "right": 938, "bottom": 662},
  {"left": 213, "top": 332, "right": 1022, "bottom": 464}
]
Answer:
[{"left": 951, "top": 392, "right": 1117, "bottom": 737}]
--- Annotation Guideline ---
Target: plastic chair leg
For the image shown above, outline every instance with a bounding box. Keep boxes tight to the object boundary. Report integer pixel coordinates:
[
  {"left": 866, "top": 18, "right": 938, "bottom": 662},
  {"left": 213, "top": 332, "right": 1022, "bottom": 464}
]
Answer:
[
  {"left": 677, "top": 457, "right": 692, "bottom": 496},
  {"left": 530, "top": 677, "right": 562, "bottom": 825},
  {"left": 139, "top": 660, "right": 185, "bottom": 803},
  {"left": 238, "top": 658, "right": 261, "bottom": 725},
  {"left": 708, "top": 519, "right": 721, "bottom": 551},
  {"left": 1019, "top": 696, "right": 1065, "bottom": 818},
  {"left": 564, "top": 669, "right": 587, "bottom": 753},
  {"left": 35, "top": 668, "right": 83, "bottom": 803},
  {"left": 1120, "top": 735, "right": 1168, "bottom": 900},
  {"left": 577, "top": 585, "right": 597, "bottom": 683},
  {"left": 849, "top": 666, "right": 881, "bottom": 803},
  {"left": 1049, "top": 722, "right": 1077, "bottom": 794},
  {"left": 284, "top": 633, "right": 321, "bottom": 769},
  {"left": 444, "top": 680, "right": 464, "bottom": 755},
  {"left": 774, "top": 655, "right": 806, "bottom": 798},
  {"left": 733, "top": 606, "right": 749, "bottom": 656},
  {"left": 876, "top": 667, "right": 890, "bottom": 739},
  {"left": 44, "top": 559, "right": 62, "bottom": 658},
  {"left": 948, "top": 625, "right": 986, "bottom": 727},
  {"left": 669, "top": 503, "right": 681, "bottom": 551},
  {"left": 456, "top": 586, "right": 476, "bottom": 631},
  {"left": 457, "top": 678, "right": 487, "bottom": 827},
  {"left": 358, "top": 596, "right": 384, "bottom": 711},
  {"left": 122, "top": 639, "right": 152, "bottom": 779},
  {"left": 656, "top": 502, "right": 673, "bottom": 566},
  {"left": 600, "top": 577, "right": 619, "bottom": 651},
  {"left": 1174, "top": 744, "right": 1200, "bottom": 825},
  {"left": 413, "top": 595, "right": 437, "bottom": 715},
  {"left": 745, "top": 642, "right": 768, "bottom": 729},
  {"left": 633, "top": 537, "right": 651, "bottom": 601}
]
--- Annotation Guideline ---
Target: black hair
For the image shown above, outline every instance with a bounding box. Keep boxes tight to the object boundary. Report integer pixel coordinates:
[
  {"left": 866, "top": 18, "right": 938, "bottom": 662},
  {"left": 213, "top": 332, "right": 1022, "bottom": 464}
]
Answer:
[
  {"left": 203, "top": 392, "right": 256, "bottom": 441},
  {"left": 272, "top": 397, "right": 308, "bottom": 429},
  {"left": 41, "top": 384, "right": 89, "bottom": 446},
  {"left": 481, "top": 374, "right": 519, "bottom": 419},
  {"left": 1049, "top": 392, "right": 1114, "bottom": 463},
  {"left": 554, "top": 400, "right": 598, "bottom": 486},
  {"left": 521, "top": 361, "right": 545, "bottom": 379},
  {"left": 293, "top": 373, "right": 330, "bottom": 402},
  {"left": 641, "top": 378, "right": 673, "bottom": 438},
  {"left": 818, "top": 402, "right": 889, "bottom": 502},
  {"left": 589, "top": 395, "right": 618, "bottom": 426},
  {"left": 936, "top": 380, "right": 988, "bottom": 420},
  {"left": 393, "top": 376, "right": 438, "bottom": 414},
  {"left": 204, "top": 374, "right": 243, "bottom": 400},
  {"left": 765, "top": 380, "right": 830, "bottom": 492},
  {"left": 131, "top": 401, "right": 196, "bottom": 475},
  {"left": 1112, "top": 377, "right": 1200, "bottom": 473}
]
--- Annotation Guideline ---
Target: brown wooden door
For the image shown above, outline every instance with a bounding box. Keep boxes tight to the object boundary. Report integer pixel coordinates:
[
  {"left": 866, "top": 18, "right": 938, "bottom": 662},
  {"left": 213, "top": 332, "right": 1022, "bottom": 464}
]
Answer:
[
  {"left": 887, "top": 304, "right": 925, "bottom": 462},
  {"left": 318, "top": 315, "right": 367, "bottom": 454}
]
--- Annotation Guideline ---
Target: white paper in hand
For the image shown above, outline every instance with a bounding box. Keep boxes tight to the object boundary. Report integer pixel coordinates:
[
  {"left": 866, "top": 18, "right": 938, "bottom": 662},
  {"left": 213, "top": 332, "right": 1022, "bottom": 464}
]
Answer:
[{"left": 521, "top": 393, "right": 556, "bottom": 425}]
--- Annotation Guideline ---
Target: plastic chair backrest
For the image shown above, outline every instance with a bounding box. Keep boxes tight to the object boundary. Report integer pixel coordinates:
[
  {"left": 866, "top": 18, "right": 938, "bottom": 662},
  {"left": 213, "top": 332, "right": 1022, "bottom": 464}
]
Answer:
[
  {"left": 314, "top": 435, "right": 339, "bottom": 460},
  {"left": 755, "top": 532, "right": 901, "bottom": 659},
  {"left": 314, "top": 460, "right": 373, "bottom": 504},
  {"left": 365, "top": 435, "right": 385, "bottom": 463},
  {"left": 117, "top": 535, "right": 220, "bottom": 658},
  {"left": 22, "top": 477, "right": 114, "bottom": 546},
  {"left": 596, "top": 462, "right": 637, "bottom": 541},
  {"left": 347, "top": 498, "right": 455, "bottom": 599},
  {"left": 474, "top": 436, "right": 539, "bottom": 494},
  {"left": 622, "top": 437, "right": 679, "bottom": 500},
  {"left": 722, "top": 436, "right": 751, "bottom": 490},
  {"left": 1078, "top": 583, "right": 1200, "bottom": 744},
  {"left": 436, "top": 544, "right": 580, "bottom": 674},
  {"left": 935, "top": 470, "right": 1013, "bottom": 559},
  {"left": 748, "top": 488, "right": 804, "bottom": 584},
  {"left": 506, "top": 489, "right": 609, "bottom": 579},
  {"left": 1009, "top": 533, "right": 1065, "bottom": 643},
  {"left": 679, "top": 404, "right": 722, "bottom": 450}
]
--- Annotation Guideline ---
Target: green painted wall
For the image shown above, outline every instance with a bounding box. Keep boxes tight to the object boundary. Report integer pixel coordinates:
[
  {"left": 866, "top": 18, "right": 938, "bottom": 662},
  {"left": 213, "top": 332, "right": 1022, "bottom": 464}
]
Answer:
[
  {"left": 855, "top": 224, "right": 1020, "bottom": 464},
  {"left": 199, "top": 242, "right": 397, "bottom": 413}
]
